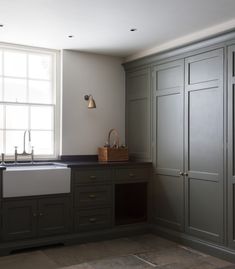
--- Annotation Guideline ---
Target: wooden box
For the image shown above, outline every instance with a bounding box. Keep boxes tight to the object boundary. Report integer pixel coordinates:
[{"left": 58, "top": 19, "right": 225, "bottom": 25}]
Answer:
[{"left": 98, "top": 147, "right": 129, "bottom": 162}]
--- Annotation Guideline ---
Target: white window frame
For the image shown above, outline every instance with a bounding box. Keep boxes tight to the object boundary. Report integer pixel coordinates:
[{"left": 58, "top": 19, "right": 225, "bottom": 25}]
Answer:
[{"left": 0, "top": 43, "right": 61, "bottom": 160}]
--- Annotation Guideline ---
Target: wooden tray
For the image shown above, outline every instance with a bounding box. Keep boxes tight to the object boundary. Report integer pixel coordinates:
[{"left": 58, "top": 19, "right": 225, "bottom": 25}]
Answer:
[{"left": 98, "top": 147, "right": 129, "bottom": 162}]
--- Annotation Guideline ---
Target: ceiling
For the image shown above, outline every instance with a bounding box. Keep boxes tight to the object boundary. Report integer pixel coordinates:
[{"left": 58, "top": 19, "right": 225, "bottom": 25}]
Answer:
[{"left": 1, "top": 0, "right": 235, "bottom": 61}]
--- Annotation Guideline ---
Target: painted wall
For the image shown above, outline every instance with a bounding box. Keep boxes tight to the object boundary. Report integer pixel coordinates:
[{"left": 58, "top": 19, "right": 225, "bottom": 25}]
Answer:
[{"left": 61, "top": 50, "right": 125, "bottom": 155}]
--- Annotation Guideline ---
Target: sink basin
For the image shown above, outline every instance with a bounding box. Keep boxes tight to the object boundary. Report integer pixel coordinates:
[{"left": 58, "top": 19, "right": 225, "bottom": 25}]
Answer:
[{"left": 3, "top": 163, "right": 71, "bottom": 198}]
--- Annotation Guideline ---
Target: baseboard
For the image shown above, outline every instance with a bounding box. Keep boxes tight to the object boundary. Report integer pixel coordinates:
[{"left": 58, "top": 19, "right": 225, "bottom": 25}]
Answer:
[
  {"left": 151, "top": 224, "right": 235, "bottom": 263},
  {"left": 0, "top": 223, "right": 151, "bottom": 256}
]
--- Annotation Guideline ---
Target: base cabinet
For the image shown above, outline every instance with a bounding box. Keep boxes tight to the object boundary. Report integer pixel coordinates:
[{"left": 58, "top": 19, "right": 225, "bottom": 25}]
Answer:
[{"left": 2, "top": 196, "right": 71, "bottom": 241}]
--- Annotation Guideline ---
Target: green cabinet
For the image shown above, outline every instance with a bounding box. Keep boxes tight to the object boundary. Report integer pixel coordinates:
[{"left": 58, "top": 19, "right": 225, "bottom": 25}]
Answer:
[
  {"left": 126, "top": 68, "right": 151, "bottom": 161},
  {"left": 2, "top": 196, "right": 71, "bottom": 241},
  {"left": 72, "top": 168, "right": 113, "bottom": 232},
  {"left": 228, "top": 44, "right": 235, "bottom": 249},
  {"left": 2, "top": 200, "right": 37, "bottom": 241},
  {"left": 151, "top": 49, "right": 224, "bottom": 243},
  {"left": 152, "top": 59, "right": 184, "bottom": 232}
]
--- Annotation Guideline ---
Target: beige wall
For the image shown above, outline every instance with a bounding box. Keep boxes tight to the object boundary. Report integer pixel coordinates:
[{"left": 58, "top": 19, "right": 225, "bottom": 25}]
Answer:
[{"left": 61, "top": 50, "right": 125, "bottom": 155}]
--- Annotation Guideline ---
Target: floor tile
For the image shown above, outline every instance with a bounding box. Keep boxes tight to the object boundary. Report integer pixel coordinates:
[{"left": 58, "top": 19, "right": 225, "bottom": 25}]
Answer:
[
  {"left": 199, "top": 255, "right": 233, "bottom": 268},
  {"left": 129, "top": 233, "right": 177, "bottom": 252},
  {"left": 88, "top": 255, "right": 153, "bottom": 269},
  {"left": 136, "top": 245, "right": 204, "bottom": 267},
  {"left": 0, "top": 250, "right": 58, "bottom": 269}
]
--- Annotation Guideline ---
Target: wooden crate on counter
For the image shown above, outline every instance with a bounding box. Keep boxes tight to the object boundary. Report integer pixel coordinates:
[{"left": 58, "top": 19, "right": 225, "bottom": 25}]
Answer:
[{"left": 98, "top": 147, "right": 129, "bottom": 162}]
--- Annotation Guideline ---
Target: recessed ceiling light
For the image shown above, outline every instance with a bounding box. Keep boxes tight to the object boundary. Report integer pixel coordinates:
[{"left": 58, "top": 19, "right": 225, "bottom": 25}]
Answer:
[
  {"left": 68, "top": 35, "right": 74, "bottom": 38},
  {"left": 130, "top": 28, "right": 137, "bottom": 32}
]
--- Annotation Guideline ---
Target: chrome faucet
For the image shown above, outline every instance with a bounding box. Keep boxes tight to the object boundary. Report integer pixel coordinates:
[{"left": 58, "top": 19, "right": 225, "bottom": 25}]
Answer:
[{"left": 14, "top": 130, "right": 34, "bottom": 163}]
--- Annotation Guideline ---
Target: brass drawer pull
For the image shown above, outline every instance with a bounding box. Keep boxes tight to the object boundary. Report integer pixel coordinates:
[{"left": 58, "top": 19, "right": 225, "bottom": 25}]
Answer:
[
  {"left": 39, "top": 213, "right": 44, "bottom": 217},
  {"left": 89, "top": 194, "right": 96, "bottom": 199},
  {"left": 33, "top": 213, "right": 37, "bottom": 217},
  {"left": 90, "top": 175, "right": 96, "bottom": 179},
  {"left": 89, "top": 217, "right": 97, "bottom": 223},
  {"left": 129, "top": 173, "right": 135, "bottom": 177}
]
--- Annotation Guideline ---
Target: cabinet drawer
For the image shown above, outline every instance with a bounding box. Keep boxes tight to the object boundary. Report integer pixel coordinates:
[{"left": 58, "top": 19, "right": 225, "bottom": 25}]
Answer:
[
  {"left": 75, "top": 208, "right": 112, "bottom": 232},
  {"left": 73, "top": 169, "right": 111, "bottom": 184},
  {"left": 74, "top": 185, "right": 112, "bottom": 208},
  {"left": 115, "top": 167, "right": 149, "bottom": 181}
]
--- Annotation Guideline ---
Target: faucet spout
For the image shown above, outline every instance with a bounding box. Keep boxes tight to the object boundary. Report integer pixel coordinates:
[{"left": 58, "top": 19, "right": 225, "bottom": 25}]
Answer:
[{"left": 23, "top": 130, "right": 31, "bottom": 154}]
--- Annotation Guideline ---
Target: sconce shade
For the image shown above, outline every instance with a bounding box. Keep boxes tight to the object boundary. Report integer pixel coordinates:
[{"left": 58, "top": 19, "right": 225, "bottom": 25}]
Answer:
[{"left": 84, "top": 95, "right": 96, "bottom": 109}]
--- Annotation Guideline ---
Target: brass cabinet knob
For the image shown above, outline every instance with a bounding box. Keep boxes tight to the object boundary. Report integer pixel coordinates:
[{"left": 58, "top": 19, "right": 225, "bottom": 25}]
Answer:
[
  {"left": 179, "top": 172, "right": 184, "bottom": 176},
  {"left": 184, "top": 172, "right": 188, "bottom": 177},
  {"left": 32, "top": 213, "right": 37, "bottom": 217},
  {"left": 129, "top": 173, "right": 135, "bottom": 177},
  {"left": 89, "top": 194, "right": 96, "bottom": 199},
  {"left": 89, "top": 218, "right": 97, "bottom": 223},
  {"left": 90, "top": 175, "right": 96, "bottom": 179},
  {"left": 39, "top": 213, "right": 44, "bottom": 217}
]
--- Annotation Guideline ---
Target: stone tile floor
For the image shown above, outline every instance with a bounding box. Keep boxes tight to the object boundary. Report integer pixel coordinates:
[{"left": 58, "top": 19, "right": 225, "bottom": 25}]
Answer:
[{"left": 0, "top": 234, "right": 234, "bottom": 269}]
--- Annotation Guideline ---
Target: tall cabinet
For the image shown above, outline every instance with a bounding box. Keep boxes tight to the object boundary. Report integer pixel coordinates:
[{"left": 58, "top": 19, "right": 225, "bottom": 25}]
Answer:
[
  {"left": 152, "top": 60, "right": 184, "bottom": 232},
  {"left": 228, "top": 45, "right": 235, "bottom": 248},
  {"left": 126, "top": 68, "right": 151, "bottom": 161}
]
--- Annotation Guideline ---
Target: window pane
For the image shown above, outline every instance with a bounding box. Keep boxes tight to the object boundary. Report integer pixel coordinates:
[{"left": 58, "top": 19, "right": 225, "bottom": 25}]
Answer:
[
  {"left": 30, "top": 106, "right": 53, "bottom": 130},
  {"left": 0, "top": 131, "right": 3, "bottom": 153},
  {"left": 4, "top": 51, "right": 27, "bottom": 78},
  {"left": 0, "top": 77, "right": 2, "bottom": 101},
  {"left": 28, "top": 54, "right": 52, "bottom": 80},
  {"left": 29, "top": 80, "right": 52, "bottom": 104},
  {"left": 31, "top": 131, "right": 53, "bottom": 155},
  {"left": 5, "top": 130, "right": 24, "bottom": 154},
  {"left": 4, "top": 78, "right": 27, "bottom": 102},
  {"left": 0, "top": 50, "right": 2, "bottom": 75},
  {"left": 0, "top": 105, "right": 3, "bottom": 129},
  {"left": 6, "top": 105, "right": 28, "bottom": 129}
]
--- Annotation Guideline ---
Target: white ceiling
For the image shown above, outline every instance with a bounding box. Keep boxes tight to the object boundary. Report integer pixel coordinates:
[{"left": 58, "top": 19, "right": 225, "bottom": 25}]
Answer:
[{"left": 1, "top": 0, "right": 235, "bottom": 60}]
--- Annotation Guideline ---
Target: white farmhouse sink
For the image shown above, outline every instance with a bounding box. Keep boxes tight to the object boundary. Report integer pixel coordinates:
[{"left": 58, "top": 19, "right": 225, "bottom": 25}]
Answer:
[{"left": 3, "top": 164, "right": 71, "bottom": 198}]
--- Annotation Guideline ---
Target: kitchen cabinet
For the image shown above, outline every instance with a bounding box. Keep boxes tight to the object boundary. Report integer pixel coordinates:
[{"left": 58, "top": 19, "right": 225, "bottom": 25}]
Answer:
[
  {"left": 228, "top": 44, "right": 235, "bottom": 249},
  {"left": 152, "top": 59, "right": 184, "bottom": 232},
  {"left": 2, "top": 196, "right": 71, "bottom": 241},
  {"left": 184, "top": 49, "right": 224, "bottom": 243},
  {"left": 72, "top": 167, "right": 113, "bottom": 232},
  {"left": 151, "top": 49, "right": 224, "bottom": 243},
  {"left": 126, "top": 68, "right": 151, "bottom": 161}
]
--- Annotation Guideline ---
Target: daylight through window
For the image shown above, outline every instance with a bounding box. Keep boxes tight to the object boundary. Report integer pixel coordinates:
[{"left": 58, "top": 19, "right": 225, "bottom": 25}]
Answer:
[{"left": 0, "top": 46, "right": 59, "bottom": 158}]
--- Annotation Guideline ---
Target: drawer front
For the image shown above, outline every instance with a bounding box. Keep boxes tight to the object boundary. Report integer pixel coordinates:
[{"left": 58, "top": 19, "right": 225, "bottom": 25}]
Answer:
[
  {"left": 115, "top": 167, "right": 149, "bottom": 181},
  {"left": 74, "top": 185, "right": 112, "bottom": 208},
  {"left": 75, "top": 208, "right": 112, "bottom": 232},
  {"left": 73, "top": 168, "right": 111, "bottom": 184}
]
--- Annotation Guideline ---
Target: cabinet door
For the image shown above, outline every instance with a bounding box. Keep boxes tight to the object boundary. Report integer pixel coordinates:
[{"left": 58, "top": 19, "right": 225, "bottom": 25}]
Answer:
[
  {"left": 38, "top": 196, "right": 71, "bottom": 237},
  {"left": 152, "top": 59, "right": 184, "bottom": 231},
  {"left": 228, "top": 44, "right": 235, "bottom": 248},
  {"left": 126, "top": 68, "right": 151, "bottom": 161},
  {"left": 2, "top": 199, "right": 37, "bottom": 241},
  {"left": 185, "top": 49, "right": 224, "bottom": 243}
]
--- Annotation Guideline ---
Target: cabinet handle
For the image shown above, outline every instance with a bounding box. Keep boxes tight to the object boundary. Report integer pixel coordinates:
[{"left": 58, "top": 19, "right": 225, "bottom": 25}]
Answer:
[
  {"left": 89, "top": 217, "right": 97, "bottom": 223},
  {"left": 129, "top": 173, "right": 135, "bottom": 177},
  {"left": 184, "top": 172, "right": 188, "bottom": 177},
  {"left": 89, "top": 194, "right": 96, "bottom": 199},
  {"left": 39, "top": 213, "right": 44, "bottom": 217},
  {"left": 33, "top": 213, "right": 37, "bottom": 217},
  {"left": 90, "top": 175, "right": 96, "bottom": 180},
  {"left": 179, "top": 172, "right": 184, "bottom": 176}
]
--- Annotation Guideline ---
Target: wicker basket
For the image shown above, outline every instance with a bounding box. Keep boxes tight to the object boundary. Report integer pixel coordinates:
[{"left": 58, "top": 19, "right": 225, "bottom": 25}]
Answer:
[
  {"left": 98, "top": 129, "right": 129, "bottom": 162},
  {"left": 98, "top": 147, "right": 129, "bottom": 162}
]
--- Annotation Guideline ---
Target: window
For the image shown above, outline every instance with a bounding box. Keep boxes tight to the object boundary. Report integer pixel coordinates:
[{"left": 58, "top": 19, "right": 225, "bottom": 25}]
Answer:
[{"left": 0, "top": 46, "right": 59, "bottom": 158}]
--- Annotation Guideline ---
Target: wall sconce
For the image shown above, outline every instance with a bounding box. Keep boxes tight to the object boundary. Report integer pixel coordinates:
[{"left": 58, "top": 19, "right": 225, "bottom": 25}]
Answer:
[{"left": 84, "top": 95, "right": 96, "bottom": 109}]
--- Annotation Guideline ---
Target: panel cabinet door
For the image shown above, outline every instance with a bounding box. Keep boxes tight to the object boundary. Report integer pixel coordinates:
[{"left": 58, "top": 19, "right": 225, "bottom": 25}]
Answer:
[
  {"left": 152, "top": 59, "right": 184, "bottom": 231},
  {"left": 38, "top": 196, "right": 71, "bottom": 237},
  {"left": 2, "top": 199, "right": 37, "bottom": 241},
  {"left": 126, "top": 68, "right": 151, "bottom": 161},
  {"left": 185, "top": 48, "right": 224, "bottom": 243},
  {"left": 228, "top": 44, "right": 235, "bottom": 248}
]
